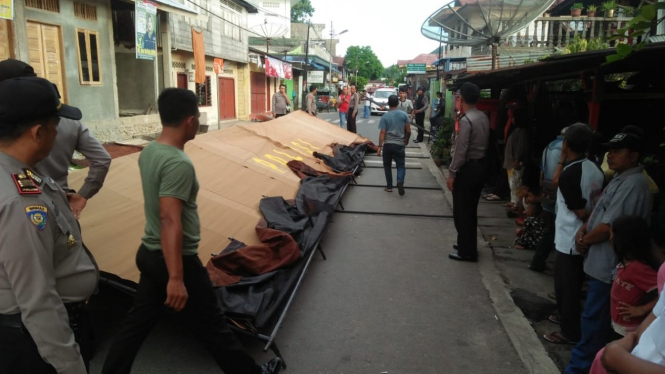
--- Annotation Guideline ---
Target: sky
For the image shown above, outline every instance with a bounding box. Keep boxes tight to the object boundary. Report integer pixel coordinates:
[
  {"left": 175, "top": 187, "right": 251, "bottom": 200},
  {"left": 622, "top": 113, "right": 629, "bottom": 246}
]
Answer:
[{"left": 307, "top": 0, "right": 444, "bottom": 67}]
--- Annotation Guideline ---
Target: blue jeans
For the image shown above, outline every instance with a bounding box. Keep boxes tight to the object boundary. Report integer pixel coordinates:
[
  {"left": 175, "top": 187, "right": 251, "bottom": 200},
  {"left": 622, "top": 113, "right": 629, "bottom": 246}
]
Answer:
[
  {"left": 363, "top": 106, "right": 370, "bottom": 118},
  {"left": 383, "top": 143, "right": 406, "bottom": 188},
  {"left": 565, "top": 277, "right": 612, "bottom": 374},
  {"left": 339, "top": 112, "right": 347, "bottom": 128}
]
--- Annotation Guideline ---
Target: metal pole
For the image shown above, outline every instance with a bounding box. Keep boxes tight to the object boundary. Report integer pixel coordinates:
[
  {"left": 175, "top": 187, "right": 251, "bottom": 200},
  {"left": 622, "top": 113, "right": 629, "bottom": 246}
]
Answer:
[
  {"left": 491, "top": 43, "right": 497, "bottom": 70},
  {"left": 302, "top": 21, "right": 310, "bottom": 108},
  {"left": 329, "top": 21, "right": 333, "bottom": 89}
]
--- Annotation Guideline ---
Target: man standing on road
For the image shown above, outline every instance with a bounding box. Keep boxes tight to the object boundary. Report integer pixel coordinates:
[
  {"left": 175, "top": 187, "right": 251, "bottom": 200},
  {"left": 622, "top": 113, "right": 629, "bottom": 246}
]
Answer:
[
  {"left": 0, "top": 76, "right": 99, "bottom": 374},
  {"left": 363, "top": 90, "right": 371, "bottom": 118},
  {"left": 271, "top": 83, "right": 290, "bottom": 118},
  {"left": 447, "top": 83, "right": 489, "bottom": 262},
  {"left": 306, "top": 85, "right": 317, "bottom": 116},
  {"left": 544, "top": 124, "right": 603, "bottom": 346},
  {"left": 0, "top": 59, "right": 111, "bottom": 220},
  {"left": 347, "top": 84, "right": 361, "bottom": 134},
  {"left": 412, "top": 86, "right": 429, "bottom": 143},
  {"left": 377, "top": 95, "right": 411, "bottom": 196},
  {"left": 101, "top": 88, "right": 282, "bottom": 374},
  {"left": 338, "top": 86, "right": 350, "bottom": 127},
  {"left": 565, "top": 132, "right": 651, "bottom": 374}
]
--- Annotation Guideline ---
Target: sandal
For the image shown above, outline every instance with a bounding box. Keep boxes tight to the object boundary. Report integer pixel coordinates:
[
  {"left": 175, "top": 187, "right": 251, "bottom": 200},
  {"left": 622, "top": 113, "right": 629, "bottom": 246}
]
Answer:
[
  {"left": 548, "top": 314, "right": 560, "bottom": 324},
  {"left": 484, "top": 194, "right": 502, "bottom": 201},
  {"left": 384, "top": 188, "right": 393, "bottom": 192},
  {"left": 543, "top": 331, "right": 578, "bottom": 345}
]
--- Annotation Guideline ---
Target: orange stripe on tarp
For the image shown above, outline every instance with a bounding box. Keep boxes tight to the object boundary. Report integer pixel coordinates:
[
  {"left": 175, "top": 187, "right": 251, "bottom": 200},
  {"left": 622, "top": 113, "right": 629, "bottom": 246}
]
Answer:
[{"left": 191, "top": 28, "right": 206, "bottom": 84}]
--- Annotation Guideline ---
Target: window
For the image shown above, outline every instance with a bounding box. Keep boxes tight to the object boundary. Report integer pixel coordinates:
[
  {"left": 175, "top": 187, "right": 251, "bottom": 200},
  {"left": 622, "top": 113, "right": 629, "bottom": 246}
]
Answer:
[
  {"left": 74, "top": 2, "right": 97, "bottom": 20},
  {"left": 25, "top": 0, "right": 60, "bottom": 12},
  {"left": 196, "top": 76, "right": 212, "bottom": 106},
  {"left": 262, "top": 1, "right": 279, "bottom": 8},
  {"left": 220, "top": 0, "right": 242, "bottom": 13},
  {"left": 75, "top": 29, "right": 102, "bottom": 85}
]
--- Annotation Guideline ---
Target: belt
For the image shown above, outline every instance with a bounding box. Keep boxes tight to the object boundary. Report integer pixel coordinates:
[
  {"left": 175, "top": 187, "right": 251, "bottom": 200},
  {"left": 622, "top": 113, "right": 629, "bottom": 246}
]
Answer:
[
  {"left": 0, "top": 301, "right": 88, "bottom": 330},
  {"left": 466, "top": 158, "right": 485, "bottom": 163}
]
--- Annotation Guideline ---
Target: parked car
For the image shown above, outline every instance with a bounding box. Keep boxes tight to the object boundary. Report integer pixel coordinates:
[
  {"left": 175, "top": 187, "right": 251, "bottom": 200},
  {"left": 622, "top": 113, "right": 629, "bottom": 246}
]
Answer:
[{"left": 370, "top": 87, "right": 398, "bottom": 115}]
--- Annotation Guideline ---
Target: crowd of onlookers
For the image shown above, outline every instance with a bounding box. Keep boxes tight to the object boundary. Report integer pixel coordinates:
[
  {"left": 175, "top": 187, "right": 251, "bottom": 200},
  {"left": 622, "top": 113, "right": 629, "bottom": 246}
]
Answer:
[{"left": 481, "top": 105, "right": 664, "bottom": 373}]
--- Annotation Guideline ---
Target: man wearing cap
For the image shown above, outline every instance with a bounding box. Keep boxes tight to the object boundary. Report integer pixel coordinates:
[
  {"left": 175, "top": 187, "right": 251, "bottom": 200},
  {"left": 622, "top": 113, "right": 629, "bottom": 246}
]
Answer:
[
  {"left": 347, "top": 85, "right": 361, "bottom": 134},
  {"left": 0, "top": 77, "right": 98, "bottom": 373},
  {"left": 0, "top": 59, "right": 111, "bottom": 220},
  {"left": 447, "top": 82, "right": 489, "bottom": 262},
  {"left": 565, "top": 132, "right": 651, "bottom": 374},
  {"left": 412, "top": 86, "right": 429, "bottom": 143}
]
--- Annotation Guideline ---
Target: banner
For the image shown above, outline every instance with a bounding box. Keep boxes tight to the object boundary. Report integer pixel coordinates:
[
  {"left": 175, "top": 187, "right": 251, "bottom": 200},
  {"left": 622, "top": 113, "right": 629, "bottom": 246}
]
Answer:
[
  {"left": 135, "top": 0, "right": 157, "bottom": 60},
  {"left": 265, "top": 57, "right": 293, "bottom": 79},
  {"left": 214, "top": 58, "right": 224, "bottom": 74},
  {"left": 0, "top": 0, "right": 12, "bottom": 19},
  {"left": 307, "top": 70, "right": 324, "bottom": 84}
]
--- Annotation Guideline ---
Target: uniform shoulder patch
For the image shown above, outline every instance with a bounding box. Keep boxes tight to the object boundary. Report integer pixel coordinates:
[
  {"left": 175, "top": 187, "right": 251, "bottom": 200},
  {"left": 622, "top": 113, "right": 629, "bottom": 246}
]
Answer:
[
  {"left": 25, "top": 206, "right": 48, "bottom": 230},
  {"left": 12, "top": 173, "right": 41, "bottom": 195},
  {"left": 23, "top": 168, "right": 43, "bottom": 186}
]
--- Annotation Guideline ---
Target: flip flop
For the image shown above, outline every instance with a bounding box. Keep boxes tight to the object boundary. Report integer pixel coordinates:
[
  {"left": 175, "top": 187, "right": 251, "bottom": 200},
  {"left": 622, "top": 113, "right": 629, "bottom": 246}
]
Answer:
[
  {"left": 384, "top": 188, "right": 393, "bottom": 192},
  {"left": 485, "top": 194, "right": 502, "bottom": 201},
  {"left": 543, "top": 331, "right": 578, "bottom": 345},
  {"left": 548, "top": 314, "right": 561, "bottom": 324}
]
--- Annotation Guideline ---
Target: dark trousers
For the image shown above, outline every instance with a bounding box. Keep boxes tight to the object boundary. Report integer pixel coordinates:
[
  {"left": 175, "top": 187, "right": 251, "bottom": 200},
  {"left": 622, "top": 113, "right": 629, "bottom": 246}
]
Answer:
[
  {"left": 415, "top": 114, "right": 425, "bottom": 142},
  {"left": 554, "top": 252, "right": 585, "bottom": 341},
  {"left": 529, "top": 210, "right": 555, "bottom": 271},
  {"left": 347, "top": 108, "right": 357, "bottom": 133},
  {"left": 275, "top": 113, "right": 286, "bottom": 118},
  {"left": 102, "top": 246, "right": 260, "bottom": 374},
  {"left": 452, "top": 161, "right": 485, "bottom": 257},
  {"left": 382, "top": 143, "right": 406, "bottom": 188},
  {"left": 566, "top": 278, "right": 612, "bottom": 374},
  {"left": 0, "top": 305, "right": 92, "bottom": 374}
]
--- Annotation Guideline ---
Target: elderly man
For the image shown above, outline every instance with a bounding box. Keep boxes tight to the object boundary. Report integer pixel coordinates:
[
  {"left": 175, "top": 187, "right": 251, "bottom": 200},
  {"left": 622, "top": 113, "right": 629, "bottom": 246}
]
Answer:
[
  {"left": 447, "top": 83, "right": 489, "bottom": 262},
  {"left": 566, "top": 132, "right": 651, "bottom": 374},
  {"left": 0, "top": 59, "right": 111, "bottom": 219},
  {"left": 271, "top": 83, "right": 291, "bottom": 118}
]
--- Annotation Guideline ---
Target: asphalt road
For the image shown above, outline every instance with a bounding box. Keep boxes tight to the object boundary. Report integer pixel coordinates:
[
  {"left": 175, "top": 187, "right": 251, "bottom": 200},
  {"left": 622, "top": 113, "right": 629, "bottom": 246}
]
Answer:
[{"left": 87, "top": 111, "right": 528, "bottom": 374}]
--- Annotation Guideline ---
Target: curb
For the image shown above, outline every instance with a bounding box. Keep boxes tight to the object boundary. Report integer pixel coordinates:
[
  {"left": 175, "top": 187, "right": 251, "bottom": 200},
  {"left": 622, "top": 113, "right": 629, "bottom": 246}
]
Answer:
[{"left": 418, "top": 142, "right": 560, "bottom": 374}]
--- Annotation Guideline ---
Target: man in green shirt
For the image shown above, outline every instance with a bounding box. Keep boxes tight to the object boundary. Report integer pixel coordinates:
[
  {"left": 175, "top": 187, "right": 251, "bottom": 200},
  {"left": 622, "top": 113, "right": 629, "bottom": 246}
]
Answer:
[{"left": 102, "top": 88, "right": 282, "bottom": 374}]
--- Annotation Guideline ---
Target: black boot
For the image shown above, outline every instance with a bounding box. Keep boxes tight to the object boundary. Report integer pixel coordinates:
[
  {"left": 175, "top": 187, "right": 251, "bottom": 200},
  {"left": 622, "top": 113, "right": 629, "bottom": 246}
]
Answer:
[{"left": 261, "top": 357, "right": 283, "bottom": 374}]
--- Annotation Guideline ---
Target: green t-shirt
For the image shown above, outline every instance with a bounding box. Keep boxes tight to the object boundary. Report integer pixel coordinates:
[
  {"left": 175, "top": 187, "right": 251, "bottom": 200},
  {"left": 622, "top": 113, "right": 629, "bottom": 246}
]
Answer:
[{"left": 139, "top": 142, "right": 201, "bottom": 255}]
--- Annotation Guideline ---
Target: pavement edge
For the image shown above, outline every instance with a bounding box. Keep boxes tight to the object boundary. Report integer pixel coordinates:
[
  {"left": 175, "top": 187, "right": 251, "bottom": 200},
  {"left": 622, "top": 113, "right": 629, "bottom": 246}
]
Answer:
[{"left": 419, "top": 143, "right": 560, "bottom": 374}]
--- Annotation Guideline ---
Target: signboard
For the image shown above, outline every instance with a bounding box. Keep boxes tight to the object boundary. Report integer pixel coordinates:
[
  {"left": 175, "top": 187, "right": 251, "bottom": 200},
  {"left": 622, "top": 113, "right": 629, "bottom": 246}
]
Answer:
[
  {"left": 406, "top": 63, "right": 427, "bottom": 75},
  {"left": 213, "top": 58, "right": 224, "bottom": 74},
  {"left": 0, "top": 0, "right": 13, "bottom": 19},
  {"left": 307, "top": 70, "right": 324, "bottom": 84},
  {"left": 135, "top": 0, "right": 157, "bottom": 60}
]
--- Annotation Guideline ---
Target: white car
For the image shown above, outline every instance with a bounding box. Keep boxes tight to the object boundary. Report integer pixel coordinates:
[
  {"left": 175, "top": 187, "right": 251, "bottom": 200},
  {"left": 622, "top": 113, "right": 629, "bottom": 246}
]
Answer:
[{"left": 370, "top": 88, "right": 398, "bottom": 115}]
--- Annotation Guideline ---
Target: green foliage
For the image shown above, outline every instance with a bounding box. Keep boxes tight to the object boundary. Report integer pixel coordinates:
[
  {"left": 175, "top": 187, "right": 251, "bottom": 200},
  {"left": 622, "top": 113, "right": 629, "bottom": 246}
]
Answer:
[
  {"left": 344, "top": 46, "right": 384, "bottom": 80},
  {"left": 350, "top": 75, "right": 369, "bottom": 90},
  {"left": 601, "top": 0, "right": 617, "bottom": 11},
  {"left": 523, "top": 59, "right": 536, "bottom": 64},
  {"left": 587, "top": 4, "right": 598, "bottom": 11},
  {"left": 604, "top": 2, "right": 665, "bottom": 65},
  {"left": 565, "top": 35, "right": 609, "bottom": 54},
  {"left": 571, "top": 3, "right": 585, "bottom": 10},
  {"left": 384, "top": 64, "right": 406, "bottom": 87},
  {"left": 291, "top": 0, "right": 314, "bottom": 23},
  {"left": 430, "top": 118, "right": 455, "bottom": 160},
  {"left": 643, "top": 155, "right": 659, "bottom": 165}
]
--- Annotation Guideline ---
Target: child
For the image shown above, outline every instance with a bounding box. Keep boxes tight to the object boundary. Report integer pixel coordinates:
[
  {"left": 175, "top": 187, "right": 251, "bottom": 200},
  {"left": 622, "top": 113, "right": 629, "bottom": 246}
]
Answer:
[
  {"left": 610, "top": 215, "right": 659, "bottom": 336},
  {"left": 515, "top": 201, "right": 544, "bottom": 250}
]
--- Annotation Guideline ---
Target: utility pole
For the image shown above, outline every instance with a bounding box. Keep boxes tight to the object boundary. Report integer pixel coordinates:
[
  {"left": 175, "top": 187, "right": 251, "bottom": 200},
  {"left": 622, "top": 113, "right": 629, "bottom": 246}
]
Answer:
[
  {"left": 329, "top": 21, "right": 333, "bottom": 89},
  {"left": 302, "top": 21, "right": 310, "bottom": 109}
]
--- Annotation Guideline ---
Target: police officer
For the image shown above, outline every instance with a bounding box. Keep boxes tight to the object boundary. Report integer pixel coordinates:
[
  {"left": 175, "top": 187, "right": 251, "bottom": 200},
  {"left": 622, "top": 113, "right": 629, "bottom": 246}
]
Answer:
[
  {"left": 0, "top": 76, "right": 99, "bottom": 373},
  {"left": 412, "top": 86, "right": 429, "bottom": 143},
  {"left": 0, "top": 59, "right": 112, "bottom": 220}
]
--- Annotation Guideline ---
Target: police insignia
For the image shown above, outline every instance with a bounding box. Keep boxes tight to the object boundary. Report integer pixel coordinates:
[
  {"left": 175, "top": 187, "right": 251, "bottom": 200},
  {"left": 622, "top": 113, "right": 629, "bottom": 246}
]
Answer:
[
  {"left": 23, "top": 168, "right": 43, "bottom": 185},
  {"left": 68, "top": 234, "right": 76, "bottom": 247},
  {"left": 25, "top": 206, "right": 48, "bottom": 230},
  {"left": 12, "top": 173, "right": 41, "bottom": 194}
]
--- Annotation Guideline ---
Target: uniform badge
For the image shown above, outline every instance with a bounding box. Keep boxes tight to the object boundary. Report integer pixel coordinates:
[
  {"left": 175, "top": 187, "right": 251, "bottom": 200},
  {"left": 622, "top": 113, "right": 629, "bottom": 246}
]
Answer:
[
  {"left": 23, "top": 168, "right": 43, "bottom": 185},
  {"left": 12, "top": 173, "right": 41, "bottom": 195},
  {"left": 68, "top": 234, "right": 76, "bottom": 247},
  {"left": 25, "top": 206, "right": 48, "bottom": 230}
]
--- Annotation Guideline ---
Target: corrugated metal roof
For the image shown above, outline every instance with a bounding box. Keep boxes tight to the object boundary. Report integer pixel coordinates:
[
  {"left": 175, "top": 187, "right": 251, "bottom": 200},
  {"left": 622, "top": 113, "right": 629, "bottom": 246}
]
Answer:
[{"left": 467, "top": 52, "right": 551, "bottom": 72}]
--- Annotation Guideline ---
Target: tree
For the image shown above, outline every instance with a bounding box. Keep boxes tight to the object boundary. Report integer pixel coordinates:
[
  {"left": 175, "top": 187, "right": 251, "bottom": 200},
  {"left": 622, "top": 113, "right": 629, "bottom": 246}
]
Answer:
[
  {"left": 344, "top": 46, "right": 384, "bottom": 81},
  {"left": 383, "top": 64, "right": 406, "bottom": 87},
  {"left": 291, "top": 0, "right": 314, "bottom": 23},
  {"left": 605, "top": 2, "right": 665, "bottom": 64},
  {"left": 350, "top": 75, "right": 368, "bottom": 90}
]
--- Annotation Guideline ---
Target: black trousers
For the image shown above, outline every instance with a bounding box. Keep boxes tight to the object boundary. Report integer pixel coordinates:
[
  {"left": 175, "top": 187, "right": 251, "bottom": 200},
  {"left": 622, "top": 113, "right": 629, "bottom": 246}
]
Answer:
[
  {"left": 347, "top": 108, "right": 357, "bottom": 133},
  {"left": 415, "top": 114, "right": 425, "bottom": 141},
  {"left": 452, "top": 161, "right": 485, "bottom": 258},
  {"left": 554, "top": 251, "right": 585, "bottom": 341},
  {"left": 529, "top": 210, "right": 555, "bottom": 271},
  {"left": 101, "top": 246, "right": 260, "bottom": 374},
  {"left": 0, "top": 304, "right": 92, "bottom": 374}
]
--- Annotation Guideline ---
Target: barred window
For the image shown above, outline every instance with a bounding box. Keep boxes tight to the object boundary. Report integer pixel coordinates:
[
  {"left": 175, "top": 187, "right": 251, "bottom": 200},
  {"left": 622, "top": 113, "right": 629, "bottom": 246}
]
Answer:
[
  {"left": 25, "top": 0, "right": 60, "bottom": 12},
  {"left": 262, "top": 1, "right": 279, "bottom": 8},
  {"left": 74, "top": 2, "right": 97, "bottom": 20},
  {"left": 196, "top": 76, "right": 212, "bottom": 106},
  {"left": 219, "top": 0, "right": 242, "bottom": 13}
]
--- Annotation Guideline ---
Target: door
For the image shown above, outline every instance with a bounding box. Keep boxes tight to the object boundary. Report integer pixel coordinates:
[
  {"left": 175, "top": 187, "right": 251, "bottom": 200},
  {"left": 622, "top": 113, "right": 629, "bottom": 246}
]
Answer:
[
  {"left": 177, "top": 73, "right": 187, "bottom": 89},
  {"left": 27, "top": 21, "right": 66, "bottom": 102},
  {"left": 250, "top": 72, "right": 266, "bottom": 113},
  {"left": 0, "top": 19, "right": 12, "bottom": 61},
  {"left": 218, "top": 77, "right": 236, "bottom": 120}
]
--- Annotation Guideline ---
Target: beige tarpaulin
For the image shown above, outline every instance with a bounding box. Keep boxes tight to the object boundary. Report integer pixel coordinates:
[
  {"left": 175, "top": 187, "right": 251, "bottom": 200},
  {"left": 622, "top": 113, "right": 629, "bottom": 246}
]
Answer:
[{"left": 68, "top": 111, "right": 364, "bottom": 282}]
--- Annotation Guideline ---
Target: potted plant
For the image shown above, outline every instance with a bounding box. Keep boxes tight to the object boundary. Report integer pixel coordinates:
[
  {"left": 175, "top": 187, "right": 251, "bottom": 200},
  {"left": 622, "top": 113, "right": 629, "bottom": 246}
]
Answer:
[
  {"left": 601, "top": 0, "right": 616, "bottom": 17},
  {"left": 586, "top": 4, "right": 598, "bottom": 17},
  {"left": 571, "top": 3, "right": 584, "bottom": 17}
]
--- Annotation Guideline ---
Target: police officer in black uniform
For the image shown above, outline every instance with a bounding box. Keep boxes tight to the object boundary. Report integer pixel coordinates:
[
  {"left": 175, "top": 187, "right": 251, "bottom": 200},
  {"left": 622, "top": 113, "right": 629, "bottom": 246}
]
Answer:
[
  {"left": 0, "top": 76, "right": 99, "bottom": 373},
  {"left": 412, "top": 86, "right": 430, "bottom": 143}
]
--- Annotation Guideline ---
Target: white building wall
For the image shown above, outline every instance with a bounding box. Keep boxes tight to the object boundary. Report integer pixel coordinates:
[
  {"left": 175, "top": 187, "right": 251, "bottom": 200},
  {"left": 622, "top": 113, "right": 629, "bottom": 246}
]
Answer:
[{"left": 246, "top": 0, "right": 292, "bottom": 38}]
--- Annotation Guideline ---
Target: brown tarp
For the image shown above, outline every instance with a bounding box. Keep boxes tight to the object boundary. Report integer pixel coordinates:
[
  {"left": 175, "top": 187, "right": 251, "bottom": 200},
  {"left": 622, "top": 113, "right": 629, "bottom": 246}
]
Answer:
[{"left": 68, "top": 111, "right": 365, "bottom": 283}]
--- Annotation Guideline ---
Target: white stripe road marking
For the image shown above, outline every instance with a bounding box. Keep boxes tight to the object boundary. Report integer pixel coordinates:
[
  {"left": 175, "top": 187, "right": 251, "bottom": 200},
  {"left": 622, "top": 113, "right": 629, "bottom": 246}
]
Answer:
[
  {"left": 333, "top": 119, "right": 340, "bottom": 123},
  {"left": 368, "top": 120, "right": 375, "bottom": 124}
]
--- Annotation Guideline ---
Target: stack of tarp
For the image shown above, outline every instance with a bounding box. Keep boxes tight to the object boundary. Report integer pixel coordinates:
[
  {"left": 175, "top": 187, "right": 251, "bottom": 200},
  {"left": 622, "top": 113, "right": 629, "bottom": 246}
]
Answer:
[{"left": 68, "top": 111, "right": 368, "bottom": 331}]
